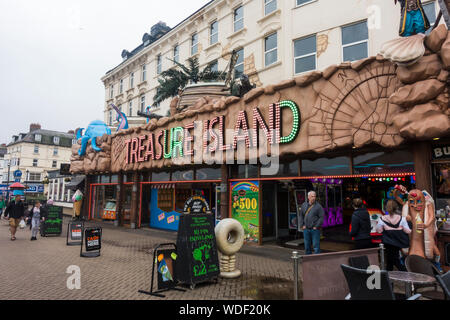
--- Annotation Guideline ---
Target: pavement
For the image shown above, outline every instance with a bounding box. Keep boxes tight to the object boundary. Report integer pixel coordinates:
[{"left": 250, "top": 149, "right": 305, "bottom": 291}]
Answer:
[{"left": 0, "top": 216, "right": 297, "bottom": 300}]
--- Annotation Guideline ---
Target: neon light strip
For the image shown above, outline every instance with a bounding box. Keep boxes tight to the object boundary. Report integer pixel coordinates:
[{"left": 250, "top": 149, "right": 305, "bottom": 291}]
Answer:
[
  {"left": 140, "top": 180, "right": 221, "bottom": 186},
  {"left": 228, "top": 172, "right": 415, "bottom": 182}
]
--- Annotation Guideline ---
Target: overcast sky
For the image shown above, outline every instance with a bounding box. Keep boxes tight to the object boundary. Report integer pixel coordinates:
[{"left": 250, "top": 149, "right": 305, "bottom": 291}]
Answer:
[{"left": 0, "top": 0, "right": 210, "bottom": 144}]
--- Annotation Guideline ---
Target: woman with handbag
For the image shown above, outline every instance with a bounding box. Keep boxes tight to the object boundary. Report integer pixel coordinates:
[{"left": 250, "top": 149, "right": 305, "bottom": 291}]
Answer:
[
  {"left": 26, "top": 201, "right": 45, "bottom": 241},
  {"left": 376, "top": 199, "right": 411, "bottom": 271}
]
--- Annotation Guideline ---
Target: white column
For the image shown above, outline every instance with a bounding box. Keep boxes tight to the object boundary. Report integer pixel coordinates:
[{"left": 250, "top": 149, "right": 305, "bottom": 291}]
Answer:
[
  {"left": 56, "top": 178, "right": 60, "bottom": 201},
  {"left": 67, "top": 189, "right": 71, "bottom": 202},
  {"left": 61, "top": 179, "right": 65, "bottom": 202},
  {"left": 50, "top": 180, "right": 55, "bottom": 200}
]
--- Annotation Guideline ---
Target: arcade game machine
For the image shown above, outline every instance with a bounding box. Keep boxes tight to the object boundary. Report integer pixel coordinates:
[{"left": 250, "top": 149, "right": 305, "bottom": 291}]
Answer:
[{"left": 346, "top": 175, "right": 415, "bottom": 244}]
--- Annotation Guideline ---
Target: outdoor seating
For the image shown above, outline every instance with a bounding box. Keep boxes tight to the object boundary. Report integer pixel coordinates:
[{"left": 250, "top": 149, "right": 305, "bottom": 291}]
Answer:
[
  {"left": 348, "top": 255, "right": 370, "bottom": 270},
  {"left": 405, "top": 254, "right": 444, "bottom": 300},
  {"left": 436, "top": 271, "right": 450, "bottom": 300},
  {"left": 341, "top": 264, "right": 421, "bottom": 300}
]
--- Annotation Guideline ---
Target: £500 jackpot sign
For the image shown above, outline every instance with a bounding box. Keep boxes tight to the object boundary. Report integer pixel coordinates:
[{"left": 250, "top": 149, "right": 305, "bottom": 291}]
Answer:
[{"left": 231, "top": 181, "right": 259, "bottom": 244}]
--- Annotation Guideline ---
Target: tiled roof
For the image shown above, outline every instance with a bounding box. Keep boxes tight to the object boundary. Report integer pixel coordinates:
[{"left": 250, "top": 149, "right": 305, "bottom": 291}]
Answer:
[{"left": 8, "top": 129, "right": 75, "bottom": 148}]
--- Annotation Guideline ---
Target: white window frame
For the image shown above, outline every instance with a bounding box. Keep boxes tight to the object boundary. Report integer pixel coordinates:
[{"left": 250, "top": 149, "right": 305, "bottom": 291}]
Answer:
[
  {"left": 157, "top": 54, "right": 162, "bottom": 74},
  {"left": 29, "top": 172, "right": 41, "bottom": 182},
  {"left": 264, "top": 0, "right": 277, "bottom": 15},
  {"left": 234, "top": 6, "right": 244, "bottom": 32},
  {"left": 234, "top": 48, "right": 245, "bottom": 78},
  {"left": 210, "top": 21, "right": 219, "bottom": 45},
  {"left": 296, "top": 0, "right": 316, "bottom": 8},
  {"left": 264, "top": 32, "right": 278, "bottom": 67},
  {"left": 174, "top": 45, "right": 179, "bottom": 64},
  {"left": 109, "top": 85, "right": 114, "bottom": 99},
  {"left": 130, "top": 72, "right": 134, "bottom": 88},
  {"left": 294, "top": 35, "right": 317, "bottom": 75},
  {"left": 129, "top": 101, "right": 133, "bottom": 117},
  {"left": 52, "top": 160, "right": 57, "bottom": 168},
  {"left": 72, "top": 139, "right": 77, "bottom": 145},
  {"left": 53, "top": 147, "right": 58, "bottom": 156},
  {"left": 53, "top": 136, "right": 60, "bottom": 145},
  {"left": 191, "top": 33, "right": 199, "bottom": 56},
  {"left": 34, "top": 145, "right": 39, "bottom": 154},
  {"left": 35, "top": 134, "right": 41, "bottom": 142},
  {"left": 141, "top": 64, "right": 147, "bottom": 82},
  {"left": 140, "top": 95, "right": 146, "bottom": 112},
  {"left": 109, "top": 110, "right": 113, "bottom": 125},
  {"left": 119, "top": 79, "right": 124, "bottom": 93},
  {"left": 33, "top": 159, "right": 38, "bottom": 167},
  {"left": 209, "top": 60, "right": 219, "bottom": 72},
  {"left": 341, "top": 21, "right": 369, "bottom": 63}
]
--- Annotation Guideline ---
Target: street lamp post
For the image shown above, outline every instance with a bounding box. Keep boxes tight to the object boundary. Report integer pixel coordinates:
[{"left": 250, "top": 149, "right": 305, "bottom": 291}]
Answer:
[
  {"left": 25, "top": 169, "right": 29, "bottom": 201},
  {"left": 6, "top": 161, "right": 10, "bottom": 202}
]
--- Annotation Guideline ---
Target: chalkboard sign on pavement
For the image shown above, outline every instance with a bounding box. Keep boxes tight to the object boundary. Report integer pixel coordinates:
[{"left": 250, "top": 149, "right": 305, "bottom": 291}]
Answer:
[
  {"left": 40, "top": 206, "right": 63, "bottom": 237},
  {"left": 175, "top": 214, "right": 220, "bottom": 289}
]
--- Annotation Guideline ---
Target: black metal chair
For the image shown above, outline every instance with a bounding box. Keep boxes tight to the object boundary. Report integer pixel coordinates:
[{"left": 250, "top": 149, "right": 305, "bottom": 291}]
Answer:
[
  {"left": 405, "top": 255, "right": 444, "bottom": 300},
  {"left": 405, "top": 255, "right": 442, "bottom": 277},
  {"left": 348, "top": 255, "right": 370, "bottom": 270},
  {"left": 341, "top": 264, "right": 421, "bottom": 300},
  {"left": 436, "top": 271, "right": 450, "bottom": 300}
]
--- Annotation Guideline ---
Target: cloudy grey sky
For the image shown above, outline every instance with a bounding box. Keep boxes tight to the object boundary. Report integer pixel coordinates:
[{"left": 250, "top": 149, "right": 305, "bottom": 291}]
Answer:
[{"left": 0, "top": 0, "right": 210, "bottom": 143}]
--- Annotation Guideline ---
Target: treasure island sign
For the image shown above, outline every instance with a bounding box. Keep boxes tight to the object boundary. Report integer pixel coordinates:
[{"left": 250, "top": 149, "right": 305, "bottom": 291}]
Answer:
[
  {"left": 72, "top": 29, "right": 450, "bottom": 176},
  {"left": 113, "top": 100, "right": 301, "bottom": 171}
]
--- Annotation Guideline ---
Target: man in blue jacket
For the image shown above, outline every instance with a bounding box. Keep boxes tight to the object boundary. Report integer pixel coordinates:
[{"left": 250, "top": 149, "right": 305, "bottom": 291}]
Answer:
[{"left": 298, "top": 191, "right": 325, "bottom": 255}]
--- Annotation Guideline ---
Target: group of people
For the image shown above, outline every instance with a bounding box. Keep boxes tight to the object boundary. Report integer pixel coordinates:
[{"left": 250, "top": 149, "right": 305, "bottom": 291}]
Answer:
[
  {"left": 2, "top": 195, "right": 51, "bottom": 241},
  {"left": 297, "top": 189, "right": 443, "bottom": 272}
]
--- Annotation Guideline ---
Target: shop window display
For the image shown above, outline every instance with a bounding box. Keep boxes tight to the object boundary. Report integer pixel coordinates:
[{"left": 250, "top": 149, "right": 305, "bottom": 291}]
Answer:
[{"left": 92, "top": 185, "right": 118, "bottom": 220}]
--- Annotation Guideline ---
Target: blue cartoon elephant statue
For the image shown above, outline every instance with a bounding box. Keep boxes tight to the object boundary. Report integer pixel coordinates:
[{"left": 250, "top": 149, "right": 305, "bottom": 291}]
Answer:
[{"left": 76, "top": 120, "right": 111, "bottom": 156}]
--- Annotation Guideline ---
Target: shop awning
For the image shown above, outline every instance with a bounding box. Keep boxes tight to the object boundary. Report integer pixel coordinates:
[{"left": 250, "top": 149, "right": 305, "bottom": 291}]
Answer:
[
  {"left": 66, "top": 175, "right": 86, "bottom": 190},
  {"left": 151, "top": 183, "right": 175, "bottom": 189}
]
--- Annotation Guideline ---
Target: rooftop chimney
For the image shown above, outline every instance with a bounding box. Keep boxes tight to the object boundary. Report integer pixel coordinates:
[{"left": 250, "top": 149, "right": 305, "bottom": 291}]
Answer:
[{"left": 29, "top": 123, "right": 41, "bottom": 132}]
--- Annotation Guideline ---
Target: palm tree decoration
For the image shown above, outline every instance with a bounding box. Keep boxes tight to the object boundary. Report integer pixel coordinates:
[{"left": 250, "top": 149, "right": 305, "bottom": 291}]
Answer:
[{"left": 153, "top": 57, "right": 227, "bottom": 106}]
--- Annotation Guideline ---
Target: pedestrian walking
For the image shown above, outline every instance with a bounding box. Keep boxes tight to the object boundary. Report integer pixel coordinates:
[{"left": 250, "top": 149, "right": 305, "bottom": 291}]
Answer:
[
  {"left": 26, "top": 201, "right": 47, "bottom": 241},
  {"left": 3, "top": 195, "right": 26, "bottom": 241},
  {"left": 349, "top": 198, "right": 373, "bottom": 249},
  {"left": 376, "top": 199, "right": 411, "bottom": 271},
  {"left": 0, "top": 196, "right": 5, "bottom": 216},
  {"left": 298, "top": 191, "right": 325, "bottom": 255}
]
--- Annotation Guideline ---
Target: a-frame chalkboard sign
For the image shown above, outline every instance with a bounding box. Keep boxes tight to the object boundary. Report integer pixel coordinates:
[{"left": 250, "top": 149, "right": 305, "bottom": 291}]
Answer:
[
  {"left": 40, "top": 205, "right": 63, "bottom": 237},
  {"left": 175, "top": 213, "right": 220, "bottom": 289}
]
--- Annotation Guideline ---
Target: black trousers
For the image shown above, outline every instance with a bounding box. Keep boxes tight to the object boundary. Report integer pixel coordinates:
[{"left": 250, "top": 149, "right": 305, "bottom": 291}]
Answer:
[
  {"left": 385, "top": 244, "right": 406, "bottom": 271},
  {"left": 354, "top": 239, "right": 373, "bottom": 250}
]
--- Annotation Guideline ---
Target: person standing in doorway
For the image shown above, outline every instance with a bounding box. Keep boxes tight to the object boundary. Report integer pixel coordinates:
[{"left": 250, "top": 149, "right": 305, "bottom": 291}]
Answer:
[
  {"left": 298, "top": 191, "right": 325, "bottom": 255},
  {"left": 349, "top": 198, "right": 373, "bottom": 249},
  {"left": 3, "top": 195, "right": 26, "bottom": 241}
]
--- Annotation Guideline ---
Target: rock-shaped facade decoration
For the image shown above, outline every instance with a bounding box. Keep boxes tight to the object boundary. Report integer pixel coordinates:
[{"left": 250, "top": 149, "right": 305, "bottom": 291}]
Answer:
[{"left": 70, "top": 28, "right": 450, "bottom": 175}]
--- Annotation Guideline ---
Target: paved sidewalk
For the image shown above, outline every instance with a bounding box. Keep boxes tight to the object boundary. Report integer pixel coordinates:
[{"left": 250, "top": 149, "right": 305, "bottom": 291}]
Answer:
[{"left": 0, "top": 217, "right": 297, "bottom": 300}]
